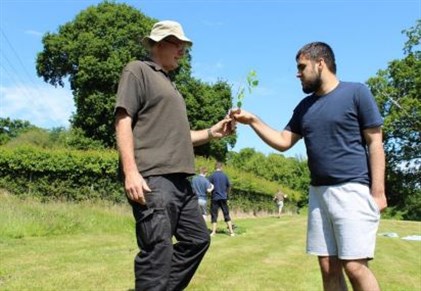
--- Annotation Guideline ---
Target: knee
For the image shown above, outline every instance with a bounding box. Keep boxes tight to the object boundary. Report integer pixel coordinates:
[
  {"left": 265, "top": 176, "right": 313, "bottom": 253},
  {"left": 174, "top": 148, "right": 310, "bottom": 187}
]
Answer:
[
  {"left": 223, "top": 214, "right": 231, "bottom": 221},
  {"left": 342, "top": 260, "right": 368, "bottom": 278}
]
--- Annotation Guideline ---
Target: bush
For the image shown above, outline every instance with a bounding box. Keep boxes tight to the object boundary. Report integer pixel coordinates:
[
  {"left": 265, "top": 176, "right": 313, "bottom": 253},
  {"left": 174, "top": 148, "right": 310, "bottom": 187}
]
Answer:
[
  {"left": 0, "top": 146, "right": 123, "bottom": 202},
  {"left": 0, "top": 146, "right": 301, "bottom": 214}
]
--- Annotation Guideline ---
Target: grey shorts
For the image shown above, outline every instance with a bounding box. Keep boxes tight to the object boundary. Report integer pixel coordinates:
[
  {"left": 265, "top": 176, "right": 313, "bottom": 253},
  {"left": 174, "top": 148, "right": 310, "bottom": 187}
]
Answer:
[
  {"left": 306, "top": 182, "right": 380, "bottom": 260},
  {"left": 198, "top": 198, "right": 207, "bottom": 215}
]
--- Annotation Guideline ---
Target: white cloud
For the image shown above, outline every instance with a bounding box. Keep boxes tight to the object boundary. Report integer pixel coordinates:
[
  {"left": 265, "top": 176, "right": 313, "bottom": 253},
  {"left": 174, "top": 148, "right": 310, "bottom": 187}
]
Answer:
[
  {"left": 25, "top": 30, "right": 43, "bottom": 37},
  {"left": 0, "top": 84, "right": 75, "bottom": 129}
]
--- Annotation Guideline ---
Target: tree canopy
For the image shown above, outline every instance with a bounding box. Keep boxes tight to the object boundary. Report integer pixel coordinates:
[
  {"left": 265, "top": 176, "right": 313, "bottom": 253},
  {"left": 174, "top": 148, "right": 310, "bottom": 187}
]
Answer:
[
  {"left": 36, "top": 1, "right": 234, "bottom": 159},
  {"left": 367, "top": 19, "right": 420, "bottom": 220},
  {"left": 0, "top": 117, "right": 37, "bottom": 145}
]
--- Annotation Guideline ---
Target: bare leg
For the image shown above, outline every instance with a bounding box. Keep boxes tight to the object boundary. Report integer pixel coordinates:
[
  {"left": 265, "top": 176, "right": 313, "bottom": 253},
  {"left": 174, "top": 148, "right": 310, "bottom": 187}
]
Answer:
[
  {"left": 210, "top": 222, "right": 217, "bottom": 236},
  {"left": 227, "top": 220, "right": 235, "bottom": 236},
  {"left": 318, "top": 256, "right": 348, "bottom": 291},
  {"left": 342, "top": 259, "right": 380, "bottom": 291}
]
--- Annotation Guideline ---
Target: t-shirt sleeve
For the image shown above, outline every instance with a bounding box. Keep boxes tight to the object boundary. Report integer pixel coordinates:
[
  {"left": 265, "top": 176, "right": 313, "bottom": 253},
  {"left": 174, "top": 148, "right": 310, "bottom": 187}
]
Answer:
[
  {"left": 205, "top": 179, "right": 211, "bottom": 188},
  {"left": 285, "top": 100, "right": 306, "bottom": 135},
  {"left": 115, "top": 62, "right": 144, "bottom": 118},
  {"left": 356, "top": 84, "right": 383, "bottom": 129}
]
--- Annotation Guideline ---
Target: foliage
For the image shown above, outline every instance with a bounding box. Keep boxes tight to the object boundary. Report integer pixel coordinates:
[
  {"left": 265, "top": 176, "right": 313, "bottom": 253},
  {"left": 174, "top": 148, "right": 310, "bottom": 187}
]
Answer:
[
  {"left": 367, "top": 20, "right": 421, "bottom": 220},
  {"left": 235, "top": 69, "right": 259, "bottom": 108},
  {"left": 0, "top": 146, "right": 122, "bottom": 202},
  {"left": 4, "top": 127, "right": 54, "bottom": 149},
  {"left": 0, "top": 146, "right": 295, "bottom": 214},
  {"left": 0, "top": 117, "right": 37, "bottom": 145},
  {"left": 227, "top": 148, "right": 310, "bottom": 207},
  {"left": 1, "top": 124, "right": 104, "bottom": 150},
  {"left": 35, "top": 1, "right": 235, "bottom": 160},
  {"left": 58, "top": 127, "right": 105, "bottom": 150},
  {"left": 36, "top": 1, "right": 156, "bottom": 147},
  {"left": 195, "top": 156, "right": 302, "bottom": 214},
  {"left": 181, "top": 78, "right": 236, "bottom": 160}
]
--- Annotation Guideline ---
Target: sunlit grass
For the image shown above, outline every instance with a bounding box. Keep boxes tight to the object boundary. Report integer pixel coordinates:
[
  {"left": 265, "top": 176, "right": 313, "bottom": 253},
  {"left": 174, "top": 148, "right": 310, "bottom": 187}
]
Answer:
[{"left": 0, "top": 191, "right": 420, "bottom": 290}]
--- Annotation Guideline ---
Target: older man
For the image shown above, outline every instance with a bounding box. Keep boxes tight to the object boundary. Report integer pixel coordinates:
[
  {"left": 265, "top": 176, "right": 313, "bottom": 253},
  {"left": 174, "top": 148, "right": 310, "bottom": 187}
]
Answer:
[{"left": 115, "top": 20, "right": 233, "bottom": 291}]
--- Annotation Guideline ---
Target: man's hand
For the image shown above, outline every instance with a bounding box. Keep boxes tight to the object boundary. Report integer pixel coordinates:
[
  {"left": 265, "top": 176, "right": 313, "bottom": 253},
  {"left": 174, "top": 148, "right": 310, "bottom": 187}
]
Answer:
[
  {"left": 229, "top": 108, "right": 256, "bottom": 125},
  {"left": 124, "top": 171, "right": 151, "bottom": 205},
  {"left": 210, "top": 117, "right": 235, "bottom": 138},
  {"left": 372, "top": 189, "right": 387, "bottom": 212}
]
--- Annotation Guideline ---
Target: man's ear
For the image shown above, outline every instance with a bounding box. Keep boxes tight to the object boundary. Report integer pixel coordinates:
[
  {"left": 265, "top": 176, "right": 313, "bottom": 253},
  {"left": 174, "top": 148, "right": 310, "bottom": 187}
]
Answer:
[{"left": 317, "top": 58, "right": 325, "bottom": 73}]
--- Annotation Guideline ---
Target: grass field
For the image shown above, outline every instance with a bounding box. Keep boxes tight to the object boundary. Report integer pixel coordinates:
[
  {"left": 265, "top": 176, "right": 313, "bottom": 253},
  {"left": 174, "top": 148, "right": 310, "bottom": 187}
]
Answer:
[{"left": 0, "top": 191, "right": 420, "bottom": 290}]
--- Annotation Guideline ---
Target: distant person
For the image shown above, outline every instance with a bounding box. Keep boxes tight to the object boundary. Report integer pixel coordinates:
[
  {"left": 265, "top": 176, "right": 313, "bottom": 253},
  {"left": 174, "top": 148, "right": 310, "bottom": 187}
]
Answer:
[
  {"left": 192, "top": 166, "right": 214, "bottom": 221},
  {"left": 231, "top": 42, "right": 386, "bottom": 291},
  {"left": 114, "top": 20, "right": 234, "bottom": 291},
  {"left": 273, "top": 191, "right": 287, "bottom": 218},
  {"left": 208, "top": 162, "right": 235, "bottom": 237}
]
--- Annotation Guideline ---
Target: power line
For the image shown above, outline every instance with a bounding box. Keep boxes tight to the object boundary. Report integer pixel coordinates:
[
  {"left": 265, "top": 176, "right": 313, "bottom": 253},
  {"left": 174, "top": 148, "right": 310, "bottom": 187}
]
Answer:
[{"left": 0, "top": 27, "right": 43, "bottom": 91}]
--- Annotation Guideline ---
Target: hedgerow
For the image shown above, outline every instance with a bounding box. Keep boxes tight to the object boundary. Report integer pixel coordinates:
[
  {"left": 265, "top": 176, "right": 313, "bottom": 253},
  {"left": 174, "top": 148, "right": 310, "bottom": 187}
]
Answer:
[{"left": 0, "top": 146, "right": 298, "bottom": 213}]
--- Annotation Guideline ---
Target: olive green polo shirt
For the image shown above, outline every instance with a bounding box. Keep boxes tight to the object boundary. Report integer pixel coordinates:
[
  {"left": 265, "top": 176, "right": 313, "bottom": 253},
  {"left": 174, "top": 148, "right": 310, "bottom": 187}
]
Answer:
[{"left": 115, "top": 60, "right": 195, "bottom": 177}]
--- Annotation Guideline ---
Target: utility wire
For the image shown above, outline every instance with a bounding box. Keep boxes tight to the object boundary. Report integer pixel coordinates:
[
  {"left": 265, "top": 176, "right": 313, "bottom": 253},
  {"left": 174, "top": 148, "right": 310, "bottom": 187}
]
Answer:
[{"left": 0, "top": 27, "right": 42, "bottom": 91}]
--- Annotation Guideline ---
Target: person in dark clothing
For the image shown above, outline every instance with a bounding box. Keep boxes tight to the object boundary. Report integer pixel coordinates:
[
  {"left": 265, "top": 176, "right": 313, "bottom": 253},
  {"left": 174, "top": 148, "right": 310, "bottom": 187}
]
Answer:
[
  {"left": 232, "top": 42, "right": 386, "bottom": 291},
  {"left": 208, "top": 162, "right": 235, "bottom": 237},
  {"left": 114, "top": 20, "right": 234, "bottom": 291}
]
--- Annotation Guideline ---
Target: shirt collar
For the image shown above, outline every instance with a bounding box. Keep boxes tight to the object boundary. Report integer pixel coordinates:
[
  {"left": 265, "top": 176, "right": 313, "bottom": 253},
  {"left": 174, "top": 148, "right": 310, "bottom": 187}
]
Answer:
[{"left": 143, "top": 58, "right": 168, "bottom": 76}]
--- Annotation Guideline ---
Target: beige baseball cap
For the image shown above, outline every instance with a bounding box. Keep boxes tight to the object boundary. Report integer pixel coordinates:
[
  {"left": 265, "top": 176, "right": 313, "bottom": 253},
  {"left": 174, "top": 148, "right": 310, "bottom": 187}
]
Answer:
[{"left": 142, "top": 20, "right": 193, "bottom": 48}]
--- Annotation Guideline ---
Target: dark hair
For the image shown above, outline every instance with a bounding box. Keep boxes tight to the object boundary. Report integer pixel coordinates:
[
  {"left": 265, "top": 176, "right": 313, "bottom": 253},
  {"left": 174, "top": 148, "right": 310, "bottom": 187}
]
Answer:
[{"left": 296, "top": 42, "right": 337, "bottom": 74}]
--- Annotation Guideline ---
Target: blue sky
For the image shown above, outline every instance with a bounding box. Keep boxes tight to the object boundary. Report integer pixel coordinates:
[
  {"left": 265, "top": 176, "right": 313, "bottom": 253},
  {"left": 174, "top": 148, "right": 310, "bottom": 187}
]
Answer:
[{"left": 0, "top": 0, "right": 419, "bottom": 158}]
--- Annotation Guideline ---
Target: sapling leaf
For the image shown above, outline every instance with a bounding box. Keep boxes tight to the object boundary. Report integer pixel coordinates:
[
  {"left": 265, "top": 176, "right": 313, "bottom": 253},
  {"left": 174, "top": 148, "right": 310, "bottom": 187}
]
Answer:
[{"left": 235, "top": 70, "right": 258, "bottom": 108}]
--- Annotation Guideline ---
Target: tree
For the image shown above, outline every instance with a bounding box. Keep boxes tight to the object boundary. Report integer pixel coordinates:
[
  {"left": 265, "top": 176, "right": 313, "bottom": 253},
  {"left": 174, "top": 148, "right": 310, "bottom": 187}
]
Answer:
[
  {"left": 366, "top": 20, "right": 420, "bottom": 220},
  {"left": 181, "top": 78, "right": 236, "bottom": 160},
  {"left": 0, "top": 117, "right": 37, "bottom": 145},
  {"left": 36, "top": 1, "right": 234, "bottom": 160},
  {"left": 227, "top": 148, "right": 310, "bottom": 204},
  {"left": 166, "top": 45, "right": 234, "bottom": 160},
  {"left": 36, "top": 1, "right": 154, "bottom": 147}
]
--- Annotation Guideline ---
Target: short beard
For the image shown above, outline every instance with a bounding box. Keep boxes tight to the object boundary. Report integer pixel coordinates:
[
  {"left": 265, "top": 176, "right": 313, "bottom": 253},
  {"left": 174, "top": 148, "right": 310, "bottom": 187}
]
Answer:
[{"left": 302, "top": 75, "right": 322, "bottom": 94}]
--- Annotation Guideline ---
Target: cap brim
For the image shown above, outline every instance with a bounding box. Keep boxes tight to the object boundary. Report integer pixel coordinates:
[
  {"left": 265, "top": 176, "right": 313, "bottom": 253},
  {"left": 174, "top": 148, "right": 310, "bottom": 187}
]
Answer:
[{"left": 142, "top": 35, "right": 193, "bottom": 48}]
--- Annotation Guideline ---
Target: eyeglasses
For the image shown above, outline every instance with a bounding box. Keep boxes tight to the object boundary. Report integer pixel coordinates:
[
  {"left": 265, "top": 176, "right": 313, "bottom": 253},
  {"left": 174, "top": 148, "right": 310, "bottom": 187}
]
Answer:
[{"left": 163, "top": 38, "right": 188, "bottom": 52}]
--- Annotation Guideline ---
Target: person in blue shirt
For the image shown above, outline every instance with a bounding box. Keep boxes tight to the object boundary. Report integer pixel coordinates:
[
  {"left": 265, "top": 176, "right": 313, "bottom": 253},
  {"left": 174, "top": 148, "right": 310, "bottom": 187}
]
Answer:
[
  {"left": 191, "top": 166, "right": 214, "bottom": 221},
  {"left": 231, "top": 42, "right": 387, "bottom": 291},
  {"left": 208, "top": 162, "right": 235, "bottom": 237}
]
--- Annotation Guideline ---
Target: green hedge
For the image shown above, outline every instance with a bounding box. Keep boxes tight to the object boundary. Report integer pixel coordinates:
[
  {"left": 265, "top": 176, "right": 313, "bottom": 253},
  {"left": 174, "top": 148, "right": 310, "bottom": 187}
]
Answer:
[
  {"left": 0, "top": 146, "right": 298, "bottom": 213},
  {"left": 0, "top": 146, "right": 123, "bottom": 202},
  {"left": 193, "top": 156, "right": 301, "bottom": 214}
]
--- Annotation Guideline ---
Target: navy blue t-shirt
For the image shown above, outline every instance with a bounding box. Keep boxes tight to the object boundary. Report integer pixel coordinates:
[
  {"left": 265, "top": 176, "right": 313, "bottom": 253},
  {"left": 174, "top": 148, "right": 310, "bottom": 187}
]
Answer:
[
  {"left": 208, "top": 171, "right": 231, "bottom": 201},
  {"left": 285, "top": 82, "right": 383, "bottom": 186}
]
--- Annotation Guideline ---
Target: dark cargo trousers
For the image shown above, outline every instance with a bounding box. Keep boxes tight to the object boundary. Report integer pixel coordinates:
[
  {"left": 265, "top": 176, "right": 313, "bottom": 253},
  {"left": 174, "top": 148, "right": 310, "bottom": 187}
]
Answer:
[{"left": 129, "top": 174, "right": 211, "bottom": 291}]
